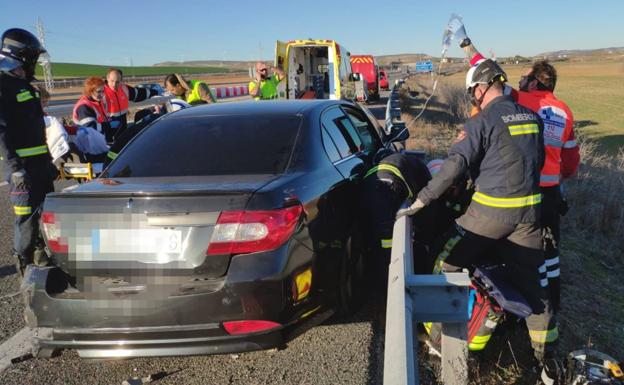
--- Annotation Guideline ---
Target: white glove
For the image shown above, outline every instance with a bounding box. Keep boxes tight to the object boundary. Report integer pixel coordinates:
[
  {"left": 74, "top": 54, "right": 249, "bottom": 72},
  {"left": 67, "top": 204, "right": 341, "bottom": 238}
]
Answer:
[{"left": 396, "top": 199, "right": 426, "bottom": 219}]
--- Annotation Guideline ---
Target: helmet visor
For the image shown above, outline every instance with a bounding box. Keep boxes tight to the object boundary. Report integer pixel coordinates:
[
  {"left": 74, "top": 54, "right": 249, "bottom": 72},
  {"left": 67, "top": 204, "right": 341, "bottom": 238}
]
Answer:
[{"left": 0, "top": 54, "right": 22, "bottom": 72}]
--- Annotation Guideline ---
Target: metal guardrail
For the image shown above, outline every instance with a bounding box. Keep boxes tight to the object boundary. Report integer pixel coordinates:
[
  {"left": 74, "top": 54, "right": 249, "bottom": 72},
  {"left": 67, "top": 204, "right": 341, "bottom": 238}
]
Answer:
[
  {"left": 384, "top": 79, "right": 405, "bottom": 136},
  {"left": 383, "top": 208, "right": 471, "bottom": 385},
  {"left": 45, "top": 95, "right": 177, "bottom": 119}
]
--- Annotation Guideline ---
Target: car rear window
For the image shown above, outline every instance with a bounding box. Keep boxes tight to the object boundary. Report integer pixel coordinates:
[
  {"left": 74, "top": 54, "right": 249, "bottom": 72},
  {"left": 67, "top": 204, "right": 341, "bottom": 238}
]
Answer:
[{"left": 105, "top": 114, "right": 301, "bottom": 177}]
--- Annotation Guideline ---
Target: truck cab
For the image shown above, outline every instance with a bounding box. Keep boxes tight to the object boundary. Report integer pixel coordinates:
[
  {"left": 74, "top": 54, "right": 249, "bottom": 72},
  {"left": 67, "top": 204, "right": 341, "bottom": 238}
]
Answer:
[{"left": 275, "top": 39, "right": 356, "bottom": 100}]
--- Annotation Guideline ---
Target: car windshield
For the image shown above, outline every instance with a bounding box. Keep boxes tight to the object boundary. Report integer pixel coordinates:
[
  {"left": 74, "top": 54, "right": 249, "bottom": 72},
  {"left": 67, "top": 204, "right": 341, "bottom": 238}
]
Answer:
[{"left": 104, "top": 114, "right": 302, "bottom": 177}]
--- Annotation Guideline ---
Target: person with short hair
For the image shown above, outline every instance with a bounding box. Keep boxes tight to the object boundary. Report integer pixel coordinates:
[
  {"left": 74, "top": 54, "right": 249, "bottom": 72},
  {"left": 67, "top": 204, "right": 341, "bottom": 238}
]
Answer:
[
  {"left": 249, "top": 62, "right": 285, "bottom": 100},
  {"left": 103, "top": 68, "right": 160, "bottom": 137},
  {"left": 72, "top": 76, "right": 112, "bottom": 140},
  {"left": 164, "top": 73, "right": 215, "bottom": 105}
]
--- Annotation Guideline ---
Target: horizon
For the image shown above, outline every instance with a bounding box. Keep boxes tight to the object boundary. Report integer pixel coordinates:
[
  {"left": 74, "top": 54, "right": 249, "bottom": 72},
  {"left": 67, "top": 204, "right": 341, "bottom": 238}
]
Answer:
[{"left": 2, "top": 0, "right": 623, "bottom": 66}]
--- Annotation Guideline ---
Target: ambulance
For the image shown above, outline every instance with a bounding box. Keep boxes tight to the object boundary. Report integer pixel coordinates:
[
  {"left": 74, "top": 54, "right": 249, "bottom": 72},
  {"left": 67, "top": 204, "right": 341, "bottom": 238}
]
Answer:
[{"left": 274, "top": 39, "right": 357, "bottom": 100}]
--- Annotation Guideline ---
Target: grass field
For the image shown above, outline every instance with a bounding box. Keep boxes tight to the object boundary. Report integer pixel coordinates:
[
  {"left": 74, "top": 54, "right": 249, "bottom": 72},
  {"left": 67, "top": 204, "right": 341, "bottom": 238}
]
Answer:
[
  {"left": 35, "top": 62, "right": 232, "bottom": 78},
  {"left": 402, "top": 60, "right": 624, "bottom": 384},
  {"left": 438, "top": 60, "right": 624, "bottom": 154}
]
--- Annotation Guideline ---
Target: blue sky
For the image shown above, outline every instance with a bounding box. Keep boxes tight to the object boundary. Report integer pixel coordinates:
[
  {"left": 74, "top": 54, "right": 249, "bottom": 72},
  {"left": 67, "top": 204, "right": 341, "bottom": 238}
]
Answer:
[{"left": 1, "top": 0, "right": 622, "bottom": 65}]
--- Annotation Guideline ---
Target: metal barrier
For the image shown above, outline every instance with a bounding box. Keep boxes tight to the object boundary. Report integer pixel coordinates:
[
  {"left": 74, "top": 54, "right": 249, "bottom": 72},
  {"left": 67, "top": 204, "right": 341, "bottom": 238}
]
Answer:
[
  {"left": 45, "top": 95, "right": 177, "bottom": 119},
  {"left": 383, "top": 214, "right": 471, "bottom": 382},
  {"left": 384, "top": 79, "right": 404, "bottom": 135}
]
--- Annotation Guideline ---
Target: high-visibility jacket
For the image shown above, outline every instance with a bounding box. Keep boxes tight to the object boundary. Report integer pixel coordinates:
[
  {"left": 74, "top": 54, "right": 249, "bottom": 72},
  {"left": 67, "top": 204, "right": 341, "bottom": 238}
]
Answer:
[
  {"left": 185, "top": 80, "right": 214, "bottom": 104},
  {"left": 103, "top": 83, "right": 129, "bottom": 118},
  {"left": 249, "top": 75, "right": 282, "bottom": 100},
  {"left": 364, "top": 153, "right": 431, "bottom": 202},
  {"left": 0, "top": 73, "right": 50, "bottom": 172},
  {"left": 418, "top": 95, "right": 545, "bottom": 225},
  {"left": 514, "top": 90, "right": 579, "bottom": 186},
  {"left": 72, "top": 96, "right": 113, "bottom": 141}
]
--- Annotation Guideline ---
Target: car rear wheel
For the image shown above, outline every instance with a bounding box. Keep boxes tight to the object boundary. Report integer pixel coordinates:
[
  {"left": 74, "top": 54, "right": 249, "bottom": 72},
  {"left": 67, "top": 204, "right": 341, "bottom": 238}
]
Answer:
[{"left": 337, "top": 235, "right": 366, "bottom": 315}]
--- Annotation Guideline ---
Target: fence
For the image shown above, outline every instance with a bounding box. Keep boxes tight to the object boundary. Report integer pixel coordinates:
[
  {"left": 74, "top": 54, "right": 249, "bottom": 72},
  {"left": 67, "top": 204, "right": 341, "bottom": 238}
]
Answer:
[{"left": 383, "top": 78, "right": 471, "bottom": 385}]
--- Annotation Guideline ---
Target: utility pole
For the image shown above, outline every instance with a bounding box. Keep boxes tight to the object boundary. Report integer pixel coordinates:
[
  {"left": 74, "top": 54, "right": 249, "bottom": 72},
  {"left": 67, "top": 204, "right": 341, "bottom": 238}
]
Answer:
[{"left": 35, "top": 17, "right": 54, "bottom": 91}]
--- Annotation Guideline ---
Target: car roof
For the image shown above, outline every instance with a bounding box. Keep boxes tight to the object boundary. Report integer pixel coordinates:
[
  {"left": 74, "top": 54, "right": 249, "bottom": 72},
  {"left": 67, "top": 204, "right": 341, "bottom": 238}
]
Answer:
[{"left": 164, "top": 100, "right": 351, "bottom": 120}]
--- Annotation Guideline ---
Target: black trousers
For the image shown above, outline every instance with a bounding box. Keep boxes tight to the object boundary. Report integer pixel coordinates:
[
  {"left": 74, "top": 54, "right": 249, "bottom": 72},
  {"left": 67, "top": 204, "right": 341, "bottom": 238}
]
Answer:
[
  {"left": 9, "top": 162, "right": 55, "bottom": 267},
  {"left": 541, "top": 186, "right": 561, "bottom": 312},
  {"left": 428, "top": 205, "right": 558, "bottom": 360}
]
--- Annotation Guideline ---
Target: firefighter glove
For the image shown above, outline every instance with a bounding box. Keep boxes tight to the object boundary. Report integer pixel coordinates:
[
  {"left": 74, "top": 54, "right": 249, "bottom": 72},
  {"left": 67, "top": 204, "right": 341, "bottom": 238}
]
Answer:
[{"left": 396, "top": 199, "right": 426, "bottom": 219}]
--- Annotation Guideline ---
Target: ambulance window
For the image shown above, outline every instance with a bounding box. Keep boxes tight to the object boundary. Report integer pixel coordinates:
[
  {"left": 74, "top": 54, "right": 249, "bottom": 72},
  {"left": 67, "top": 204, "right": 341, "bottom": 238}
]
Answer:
[{"left": 321, "top": 107, "right": 357, "bottom": 157}]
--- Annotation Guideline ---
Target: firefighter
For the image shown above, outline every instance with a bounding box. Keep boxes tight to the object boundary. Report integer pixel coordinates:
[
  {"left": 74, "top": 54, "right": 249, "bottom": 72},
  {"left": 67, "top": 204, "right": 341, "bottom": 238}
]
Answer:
[
  {"left": 462, "top": 40, "right": 580, "bottom": 314},
  {"left": 103, "top": 68, "right": 160, "bottom": 138},
  {"left": 164, "top": 73, "right": 215, "bottom": 105},
  {"left": 359, "top": 152, "right": 431, "bottom": 288},
  {"left": 396, "top": 59, "right": 559, "bottom": 367},
  {"left": 249, "top": 62, "right": 285, "bottom": 100},
  {"left": 0, "top": 28, "right": 57, "bottom": 275}
]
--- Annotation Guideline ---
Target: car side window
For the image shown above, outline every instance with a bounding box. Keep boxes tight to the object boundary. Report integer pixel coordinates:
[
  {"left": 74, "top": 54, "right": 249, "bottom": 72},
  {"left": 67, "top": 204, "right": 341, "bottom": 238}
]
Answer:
[
  {"left": 321, "top": 107, "right": 356, "bottom": 158},
  {"left": 341, "top": 107, "right": 381, "bottom": 153},
  {"left": 321, "top": 126, "right": 341, "bottom": 162}
]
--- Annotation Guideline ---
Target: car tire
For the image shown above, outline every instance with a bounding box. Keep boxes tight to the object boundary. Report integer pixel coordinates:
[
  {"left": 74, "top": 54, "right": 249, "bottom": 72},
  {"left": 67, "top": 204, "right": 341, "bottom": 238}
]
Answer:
[{"left": 337, "top": 234, "right": 366, "bottom": 316}]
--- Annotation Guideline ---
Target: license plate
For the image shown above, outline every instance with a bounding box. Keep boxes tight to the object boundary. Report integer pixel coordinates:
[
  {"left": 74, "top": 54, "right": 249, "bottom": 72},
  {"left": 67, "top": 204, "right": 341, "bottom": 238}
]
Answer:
[{"left": 95, "top": 229, "right": 182, "bottom": 254}]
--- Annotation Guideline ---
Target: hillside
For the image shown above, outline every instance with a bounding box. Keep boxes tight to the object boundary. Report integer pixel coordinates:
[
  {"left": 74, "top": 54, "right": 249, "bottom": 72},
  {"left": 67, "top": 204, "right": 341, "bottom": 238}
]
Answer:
[{"left": 35, "top": 62, "right": 234, "bottom": 78}]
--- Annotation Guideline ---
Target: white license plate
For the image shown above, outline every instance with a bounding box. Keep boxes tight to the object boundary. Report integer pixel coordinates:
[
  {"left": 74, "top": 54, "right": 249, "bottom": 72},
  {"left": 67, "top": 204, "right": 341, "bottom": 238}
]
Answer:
[{"left": 95, "top": 229, "right": 182, "bottom": 254}]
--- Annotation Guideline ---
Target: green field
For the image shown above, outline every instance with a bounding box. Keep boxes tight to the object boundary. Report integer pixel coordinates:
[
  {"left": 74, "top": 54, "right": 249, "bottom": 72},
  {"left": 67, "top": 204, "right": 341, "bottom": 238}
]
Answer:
[{"left": 35, "top": 62, "right": 232, "bottom": 78}]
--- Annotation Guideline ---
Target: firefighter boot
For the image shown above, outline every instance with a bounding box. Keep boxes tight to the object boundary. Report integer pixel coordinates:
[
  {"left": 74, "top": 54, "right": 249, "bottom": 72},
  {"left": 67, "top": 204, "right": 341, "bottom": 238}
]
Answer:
[{"left": 13, "top": 252, "right": 30, "bottom": 277}]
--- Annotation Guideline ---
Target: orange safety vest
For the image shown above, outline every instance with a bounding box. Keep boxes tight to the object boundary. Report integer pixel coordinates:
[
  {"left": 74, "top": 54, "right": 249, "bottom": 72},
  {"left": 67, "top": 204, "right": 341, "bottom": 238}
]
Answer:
[
  {"left": 72, "top": 96, "right": 108, "bottom": 133},
  {"left": 103, "top": 83, "right": 129, "bottom": 118},
  {"left": 516, "top": 90, "right": 577, "bottom": 187}
]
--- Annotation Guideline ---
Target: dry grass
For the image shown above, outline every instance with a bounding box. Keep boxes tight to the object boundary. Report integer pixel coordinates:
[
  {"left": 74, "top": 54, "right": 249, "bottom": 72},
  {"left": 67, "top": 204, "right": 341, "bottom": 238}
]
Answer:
[{"left": 400, "top": 70, "right": 624, "bottom": 384}]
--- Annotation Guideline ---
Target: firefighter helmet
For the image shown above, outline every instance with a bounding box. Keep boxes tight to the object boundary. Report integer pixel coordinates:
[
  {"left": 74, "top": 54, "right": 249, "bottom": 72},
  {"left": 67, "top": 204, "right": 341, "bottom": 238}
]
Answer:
[
  {"left": 0, "top": 28, "right": 46, "bottom": 78},
  {"left": 465, "top": 59, "right": 507, "bottom": 93}
]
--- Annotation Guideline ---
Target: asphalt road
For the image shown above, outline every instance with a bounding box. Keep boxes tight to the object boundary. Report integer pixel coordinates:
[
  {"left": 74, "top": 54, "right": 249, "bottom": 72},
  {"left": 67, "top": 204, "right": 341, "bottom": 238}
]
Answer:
[{"left": 0, "top": 83, "right": 399, "bottom": 385}]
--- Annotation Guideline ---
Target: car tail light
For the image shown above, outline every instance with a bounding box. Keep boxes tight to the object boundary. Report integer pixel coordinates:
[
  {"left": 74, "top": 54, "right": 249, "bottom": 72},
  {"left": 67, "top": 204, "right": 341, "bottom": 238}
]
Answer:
[
  {"left": 207, "top": 205, "right": 303, "bottom": 255},
  {"left": 41, "top": 211, "right": 68, "bottom": 253},
  {"left": 222, "top": 320, "right": 281, "bottom": 335}
]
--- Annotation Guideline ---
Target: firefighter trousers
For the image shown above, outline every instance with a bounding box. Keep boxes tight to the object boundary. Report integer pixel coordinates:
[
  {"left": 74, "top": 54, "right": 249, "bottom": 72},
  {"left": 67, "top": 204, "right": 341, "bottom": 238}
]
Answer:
[
  {"left": 9, "top": 164, "right": 55, "bottom": 269},
  {"left": 428, "top": 206, "right": 558, "bottom": 360},
  {"left": 541, "top": 186, "right": 562, "bottom": 313}
]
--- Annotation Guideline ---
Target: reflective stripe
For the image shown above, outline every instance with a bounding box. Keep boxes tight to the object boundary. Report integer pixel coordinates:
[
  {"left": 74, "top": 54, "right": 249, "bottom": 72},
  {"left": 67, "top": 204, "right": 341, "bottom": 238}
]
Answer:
[
  {"left": 13, "top": 205, "right": 32, "bottom": 215},
  {"left": 545, "top": 257, "right": 559, "bottom": 267},
  {"left": 546, "top": 268, "right": 560, "bottom": 278},
  {"left": 433, "top": 235, "right": 461, "bottom": 274},
  {"left": 540, "top": 278, "right": 549, "bottom": 287},
  {"left": 508, "top": 123, "right": 539, "bottom": 136},
  {"left": 380, "top": 238, "right": 392, "bottom": 249},
  {"left": 16, "top": 90, "right": 34, "bottom": 102},
  {"left": 473, "top": 192, "right": 541, "bottom": 208},
  {"left": 107, "top": 151, "right": 118, "bottom": 160},
  {"left": 423, "top": 322, "right": 432, "bottom": 334},
  {"left": 538, "top": 264, "right": 547, "bottom": 273},
  {"left": 540, "top": 174, "right": 560, "bottom": 184},
  {"left": 544, "top": 137, "right": 563, "bottom": 147},
  {"left": 529, "top": 327, "right": 559, "bottom": 344},
  {"left": 563, "top": 140, "right": 577, "bottom": 149},
  {"left": 15, "top": 145, "right": 48, "bottom": 157},
  {"left": 469, "top": 334, "right": 492, "bottom": 351},
  {"left": 77, "top": 117, "right": 96, "bottom": 125},
  {"left": 364, "top": 164, "right": 413, "bottom": 199}
]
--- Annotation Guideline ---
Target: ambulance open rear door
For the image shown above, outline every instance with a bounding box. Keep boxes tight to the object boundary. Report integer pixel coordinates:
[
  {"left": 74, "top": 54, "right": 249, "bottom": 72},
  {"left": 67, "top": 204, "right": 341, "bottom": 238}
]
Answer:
[{"left": 275, "top": 40, "right": 288, "bottom": 99}]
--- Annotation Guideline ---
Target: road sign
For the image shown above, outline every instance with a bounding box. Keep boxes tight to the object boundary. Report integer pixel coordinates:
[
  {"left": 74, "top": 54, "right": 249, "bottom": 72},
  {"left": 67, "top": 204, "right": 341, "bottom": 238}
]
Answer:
[{"left": 415, "top": 60, "right": 433, "bottom": 73}]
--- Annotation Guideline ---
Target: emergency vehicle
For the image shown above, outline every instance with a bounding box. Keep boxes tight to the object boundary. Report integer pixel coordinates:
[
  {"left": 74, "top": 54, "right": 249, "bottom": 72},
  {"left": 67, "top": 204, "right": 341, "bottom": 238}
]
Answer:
[
  {"left": 350, "top": 55, "right": 380, "bottom": 101},
  {"left": 275, "top": 39, "right": 356, "bottom": 100}
]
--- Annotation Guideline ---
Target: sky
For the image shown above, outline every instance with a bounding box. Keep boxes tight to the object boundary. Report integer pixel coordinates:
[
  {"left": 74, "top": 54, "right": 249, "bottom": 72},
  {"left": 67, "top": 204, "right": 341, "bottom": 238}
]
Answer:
[{"left": 1, "top": 0, "right": 623, "bottom": 66}]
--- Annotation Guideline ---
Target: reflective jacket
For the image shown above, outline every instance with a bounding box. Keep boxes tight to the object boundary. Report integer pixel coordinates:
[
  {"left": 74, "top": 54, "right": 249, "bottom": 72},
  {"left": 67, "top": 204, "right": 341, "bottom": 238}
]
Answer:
[
  {"left": 364, "top": 153, "right": 431, "bottom": 203},
  {"left": 103, "top": 83, "right": 157, "bottom": 133},
  {"left": 72, "top": 96, "right": 114, "bottom": 142},
  {"left": 0, "top": 73, "right": 51, "bottom": 173},
  {"left": 514, "top": 90, "right": 579, "bottom": 186},
  {"left": 418, "top": 95, "right": 545, "bottom": 225},
  {"left": 185, "top": 80, "right": 215, "bottom": 105}
]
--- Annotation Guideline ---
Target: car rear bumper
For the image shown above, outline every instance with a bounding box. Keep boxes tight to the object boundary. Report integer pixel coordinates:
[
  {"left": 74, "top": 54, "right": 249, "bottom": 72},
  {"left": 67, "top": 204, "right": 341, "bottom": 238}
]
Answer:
[{"left": 22, "top": 245, "right": 328, "bottom": 358}]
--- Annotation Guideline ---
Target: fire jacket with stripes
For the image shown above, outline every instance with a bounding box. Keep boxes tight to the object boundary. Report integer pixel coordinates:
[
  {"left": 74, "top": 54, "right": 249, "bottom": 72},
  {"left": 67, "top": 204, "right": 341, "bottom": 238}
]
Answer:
[
  {"left": 513, "top": 90, "right": 579, "bottom": 187},
  {"left": 0, "top": 73, "right": 51, "bottom": 173},
  {"left": 103, "top": 83, "right": 157, "bottom": 133},
  {"left": 417, "top": 95, "right": 545, "bottom": 225},
  {"left": 72, "top": 96, "right": 113, "bottom": 142}
]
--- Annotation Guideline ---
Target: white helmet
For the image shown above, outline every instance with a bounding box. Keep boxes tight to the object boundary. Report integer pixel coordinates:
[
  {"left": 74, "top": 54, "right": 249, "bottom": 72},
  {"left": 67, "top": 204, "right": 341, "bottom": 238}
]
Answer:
[
  {"left": 167, "top": 98, "right": 191, "bottom": 112},
  {"left": 465, "top": 59, "right": 507, "bottom": 93}
]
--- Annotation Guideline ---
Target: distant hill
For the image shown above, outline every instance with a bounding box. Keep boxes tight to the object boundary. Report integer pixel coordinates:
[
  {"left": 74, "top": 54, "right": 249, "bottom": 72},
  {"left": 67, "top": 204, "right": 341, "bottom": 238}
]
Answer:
[
  {"left": 155, "top": 60, "right": 264, "bottom": 71},
  {"left": 374, "top": 53, "right": 433, "bottom": 66},
  {"left": 537, "top": 47, "right": 624, "bottom": 58}
]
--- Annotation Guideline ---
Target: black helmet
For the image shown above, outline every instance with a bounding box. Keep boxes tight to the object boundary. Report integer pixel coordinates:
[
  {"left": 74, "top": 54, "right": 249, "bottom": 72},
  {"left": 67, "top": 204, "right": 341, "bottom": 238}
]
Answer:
[
  {"left": 465, "top": 59, "right": 507, "bottom": 93},
  {"left": 0, "top": 28, "right": 46, "bottom": 79}
]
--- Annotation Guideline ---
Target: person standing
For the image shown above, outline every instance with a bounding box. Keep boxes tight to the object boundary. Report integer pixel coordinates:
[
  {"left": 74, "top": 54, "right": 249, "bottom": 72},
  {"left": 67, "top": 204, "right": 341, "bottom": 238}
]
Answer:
[
  {"left": 103, "top": 68, "right": 160, "bottom": 137},
  {"left": 462, "top": 40, "right": 580, "bottom": 313},
  {"left": 249, "top": 62, "right": 285, "bottom": 100},
  {"left": 396, "top": 58, "right": 559, "bottom": 369},
  {"left": 164, "top": 73, "right": 215, "bottom": 105},
  {"left": 0, "top": 28, "right": 57, "bottom": 274}
]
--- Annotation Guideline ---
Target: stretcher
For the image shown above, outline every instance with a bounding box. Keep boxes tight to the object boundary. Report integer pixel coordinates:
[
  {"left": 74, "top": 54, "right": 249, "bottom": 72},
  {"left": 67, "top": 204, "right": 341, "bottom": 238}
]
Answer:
[{"left": 59, "top": 162, "right": 104, "bottom": 181}]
